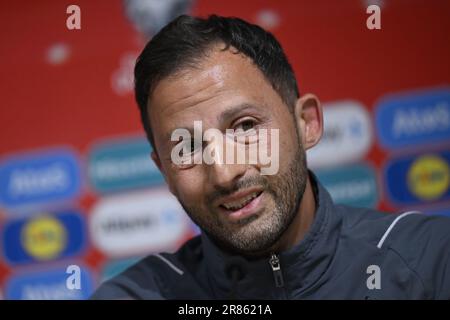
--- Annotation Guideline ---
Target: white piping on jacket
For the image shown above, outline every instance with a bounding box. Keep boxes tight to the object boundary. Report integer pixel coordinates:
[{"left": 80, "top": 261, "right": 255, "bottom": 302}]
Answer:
[
  {"left": 153, "top": 253, "right": 184, "bottom": 275},
  {"left": 377, "top": 211, "right": 422, "bottom": 249}
]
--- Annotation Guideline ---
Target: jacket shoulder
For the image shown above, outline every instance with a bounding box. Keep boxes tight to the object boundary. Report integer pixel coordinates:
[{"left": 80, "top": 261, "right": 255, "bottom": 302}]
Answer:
[
  {"left": 90, "top": 235, "right": 204, "bottom": 300},
  {"left": 337, "top": 206, "right": 450, "bottom": 298},
  {"left": 90, "top": 255, "right": 168, "bottom": 300},
  {"left": 336, "top": 205, "right": 400, "bottom": 244},
  {"left": 379, "top": 212, "right": 450, "bottom": 298}
]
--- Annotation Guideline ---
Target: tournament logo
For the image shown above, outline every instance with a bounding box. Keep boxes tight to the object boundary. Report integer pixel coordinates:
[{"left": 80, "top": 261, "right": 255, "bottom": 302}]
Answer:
[
  {"left": 0, "top": 148, "right": 81, "bottom": 209},
  {"left": 2, "top": 210, "right": 87, "bottom": 265},
  {"left": 384, "top": 150, "right": 450, "bottom": 207},
  {"left": 307, "top": 101, "right": 372, "bottom": 169},
  {"left": 375, "top": 88, "right": 450, "bottom": 150},
  {"left": 88, "top": 137, "right": 165, "bottom": 193}
]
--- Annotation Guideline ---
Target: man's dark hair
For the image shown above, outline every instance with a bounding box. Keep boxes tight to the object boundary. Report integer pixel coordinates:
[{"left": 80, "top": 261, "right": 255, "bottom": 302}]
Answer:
[{"left": 134, "top": 14, "right": 300, "bottom": 149}]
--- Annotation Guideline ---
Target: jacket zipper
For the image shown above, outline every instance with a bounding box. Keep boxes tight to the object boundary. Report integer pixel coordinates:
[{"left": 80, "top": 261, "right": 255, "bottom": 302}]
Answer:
[{"left": 269, "top": 253, "right": 284, "bottom": 288}]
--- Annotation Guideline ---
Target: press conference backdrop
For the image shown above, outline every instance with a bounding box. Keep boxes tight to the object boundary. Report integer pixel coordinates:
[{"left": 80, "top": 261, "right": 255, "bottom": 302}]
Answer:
[{"left": 0, "top": 0, "right": 449, "bottom": 300}]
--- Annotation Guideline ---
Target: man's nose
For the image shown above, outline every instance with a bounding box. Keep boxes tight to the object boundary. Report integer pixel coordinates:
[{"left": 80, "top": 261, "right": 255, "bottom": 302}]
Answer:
[
  {"left": 204, "top": 137, "right": 247, "bottom": 188},
  {"left": 203, "top": 133, "right": 249, "bottom": 189},
  {"left": 207, "top": 161, "right": 247, "bottom": 189}
]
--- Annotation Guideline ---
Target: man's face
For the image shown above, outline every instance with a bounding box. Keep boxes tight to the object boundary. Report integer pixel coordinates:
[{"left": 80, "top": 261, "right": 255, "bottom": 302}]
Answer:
[{"left": 148, "top": 46, "right": 310, "bottom": 255}]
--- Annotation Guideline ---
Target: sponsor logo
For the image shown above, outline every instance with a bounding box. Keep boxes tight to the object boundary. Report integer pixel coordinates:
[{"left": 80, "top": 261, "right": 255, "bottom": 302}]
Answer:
[
  {"left": 5, "top": 265, "right": 94, "bottom": 300},
  {"left": 2, "top": 210, "right": 87, "bottom": 265},
  {"left": 307, "top": 101, "right": 372, "bottom": 169},
  {"left": 316, "top": 164, "right": 378, "bottom": 208},
  {"left": 384, "top": 150, "right": 450, "bottom": 206},
  {"left": 88, "top": 138, "right": 165, "bottom": 193},
  {"left": 408, "top": 155, "right": 449, "bottom": 200},
  {"left": 22, "top": 215, "right": 67, "bottom": 260},
  {"left": 0, "top": 148, "right": 81, "bottom": 209},
  {"left": 89, "top": 189, "right": 190, "bottom": 257},
  {"left": 375, "top": 88, "right": 450, "bottom": 150}
]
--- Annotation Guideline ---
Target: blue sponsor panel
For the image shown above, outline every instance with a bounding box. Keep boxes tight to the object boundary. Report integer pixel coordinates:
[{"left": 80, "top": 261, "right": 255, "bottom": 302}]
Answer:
[
  {"left": 5, "top": 265, "right": 95, "bottom": 300},
  {"left": 0, "top": 148, "right": 81, "bottom": 209},
  {"left": 375, "top": 88, "right": 450, "bottom": 150},
  {"left": 2, "top": 210, "right": 87, "bottom": 265},
  {"left": 315, "top": 164, "right": 378, "bottom": 208},
  {"left": 88, "top": 138, "right": 165, "bottom": 193},
  {"left": 384, "top": 150, "right": 450, "bottom": 207}
]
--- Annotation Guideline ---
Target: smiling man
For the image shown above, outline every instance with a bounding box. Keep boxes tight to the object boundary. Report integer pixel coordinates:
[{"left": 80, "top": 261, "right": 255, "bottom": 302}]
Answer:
[{"left": 92, "top": 15, "right": 450, "bottom": 300}]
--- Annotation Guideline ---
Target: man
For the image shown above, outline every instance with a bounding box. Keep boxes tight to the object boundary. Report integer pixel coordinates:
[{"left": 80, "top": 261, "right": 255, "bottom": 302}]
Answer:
[{"left": 92, "top": 15, "right": 450, "bottom": 299}]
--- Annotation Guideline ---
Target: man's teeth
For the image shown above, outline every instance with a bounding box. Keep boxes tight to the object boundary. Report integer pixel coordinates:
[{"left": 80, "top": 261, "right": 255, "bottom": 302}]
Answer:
[{"left": 222, "top": 192, "right": 260, "bottom": 210}]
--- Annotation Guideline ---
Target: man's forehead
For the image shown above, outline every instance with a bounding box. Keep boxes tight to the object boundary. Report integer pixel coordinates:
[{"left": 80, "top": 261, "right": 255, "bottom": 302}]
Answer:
[
  {"left": 149, "top": 47, "right": 259, "bottom": 107},
  {"left": 152, "top": 64, "right": 227, "bottom": 112},
  {"left": 149, "top": 50, "right": 261, "bottom": 114}
]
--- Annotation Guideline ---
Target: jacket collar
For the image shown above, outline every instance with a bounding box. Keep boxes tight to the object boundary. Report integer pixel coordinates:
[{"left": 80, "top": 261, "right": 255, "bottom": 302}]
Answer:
[{"left": 201, "top": 171, "right": 342, "bottom": 299}]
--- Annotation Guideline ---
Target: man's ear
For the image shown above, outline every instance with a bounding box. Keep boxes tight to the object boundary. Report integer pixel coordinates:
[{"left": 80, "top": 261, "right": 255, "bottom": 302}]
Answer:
[
  {"left": 151, "top": 151, "right": 176, "bottom": 195},
  {"left": 294, "top": 93, "right": 323, "bottom": 150}
]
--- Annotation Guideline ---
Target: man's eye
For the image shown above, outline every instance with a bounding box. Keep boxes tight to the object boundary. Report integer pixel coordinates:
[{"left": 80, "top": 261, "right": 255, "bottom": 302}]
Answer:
[{"left": 236, "top": 120, "right": 256, "bottom": 132}]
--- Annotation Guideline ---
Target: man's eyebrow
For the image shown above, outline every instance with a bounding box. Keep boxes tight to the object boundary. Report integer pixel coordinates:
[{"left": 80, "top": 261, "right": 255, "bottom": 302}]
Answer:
[{"left": 217, "top": 103, "right": 262, "bottom": 123}]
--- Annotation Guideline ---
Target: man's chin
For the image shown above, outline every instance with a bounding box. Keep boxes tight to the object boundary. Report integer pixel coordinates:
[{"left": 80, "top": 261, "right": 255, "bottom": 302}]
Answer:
[
  {"left": 228, "top": 212, "right": 260, "bottom": 226},
  {"left": 216, "top": 225, "right": 284, "bottom": 257}
]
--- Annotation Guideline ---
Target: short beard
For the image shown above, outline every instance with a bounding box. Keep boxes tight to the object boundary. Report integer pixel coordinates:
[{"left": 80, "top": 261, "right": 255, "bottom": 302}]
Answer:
[{"left": 179, "top": 134, "right": 308, "bottom": 257}]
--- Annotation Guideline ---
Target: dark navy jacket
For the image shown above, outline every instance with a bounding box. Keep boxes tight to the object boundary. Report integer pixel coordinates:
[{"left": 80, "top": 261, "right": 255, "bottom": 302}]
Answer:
[{"left": 91, "top": 177, "right": 450, "bottom": 300}]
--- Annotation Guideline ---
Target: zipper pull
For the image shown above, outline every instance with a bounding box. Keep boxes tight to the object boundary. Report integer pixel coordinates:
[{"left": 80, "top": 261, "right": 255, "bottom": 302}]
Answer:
[{"left": 269, "top": 253, "right": 284, "bottom": 288}]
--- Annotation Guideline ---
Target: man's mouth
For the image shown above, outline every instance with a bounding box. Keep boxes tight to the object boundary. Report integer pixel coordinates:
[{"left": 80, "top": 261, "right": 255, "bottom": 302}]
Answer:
[
  {"left": 220, "top": 190, "right": 263, "bottom": 210},
  {"left": 217, "top": 189, "right": 264, "bottom": 222}
]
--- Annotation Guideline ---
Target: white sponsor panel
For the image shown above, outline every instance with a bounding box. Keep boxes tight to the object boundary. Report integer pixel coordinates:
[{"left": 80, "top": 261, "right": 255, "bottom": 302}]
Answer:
[
  {"left": 307, "top": 101, "right": 373, "bottom": 169},
  {"left": 90, "top": 188, "right": 190, "bottom": 257}
]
